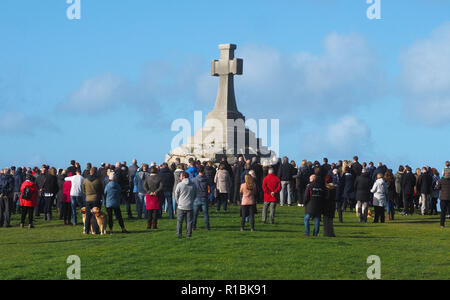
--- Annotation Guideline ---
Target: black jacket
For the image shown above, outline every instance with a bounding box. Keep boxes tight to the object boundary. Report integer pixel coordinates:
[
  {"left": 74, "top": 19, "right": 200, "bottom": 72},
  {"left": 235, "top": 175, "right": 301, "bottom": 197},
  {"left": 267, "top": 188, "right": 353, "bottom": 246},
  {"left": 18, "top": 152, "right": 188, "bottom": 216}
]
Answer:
[
  {"left": 351, "top": 162, "right": 363, "bottom": 177},
  {"left": 417, "top": 173, "right": 433, "bottom": 194},
  {"left": 354, "top": 173, "right": 371, "bottom": 202},
  {"left": 42, "top": 174, "right": 59, "bottom": 195},
  {"left": 204, "top": 166, "right": 216, "bottom": 185},
  {"left": 401, "top": 172, "right": 416, "bottom": 196},
  {"left": 0, "top": 174, "right": 14, "bottom": 195},
  {"left": 158, "top": 168, "right": 175, "bottom": 193},
  {"left": 304, "top": 181, "right": 324, "bottom": 218},
  {"left": 278, "top": 163, "right": 295, "bottom": 181}
]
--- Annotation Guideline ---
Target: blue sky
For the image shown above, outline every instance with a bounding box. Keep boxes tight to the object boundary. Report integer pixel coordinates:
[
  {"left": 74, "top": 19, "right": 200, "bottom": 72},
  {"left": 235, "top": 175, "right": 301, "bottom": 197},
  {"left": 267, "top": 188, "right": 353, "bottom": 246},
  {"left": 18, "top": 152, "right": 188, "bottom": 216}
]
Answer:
[{"left": 0, "top": 0, "right": 449, "bottom": 170}]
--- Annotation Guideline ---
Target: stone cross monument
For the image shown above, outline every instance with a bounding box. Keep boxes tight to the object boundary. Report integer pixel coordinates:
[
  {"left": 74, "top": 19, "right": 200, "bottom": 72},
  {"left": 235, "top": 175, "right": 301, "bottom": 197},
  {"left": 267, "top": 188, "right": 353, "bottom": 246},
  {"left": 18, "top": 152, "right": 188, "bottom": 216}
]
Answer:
[{"left": 166, "top": 44, "right": 276, "bottom": 164}]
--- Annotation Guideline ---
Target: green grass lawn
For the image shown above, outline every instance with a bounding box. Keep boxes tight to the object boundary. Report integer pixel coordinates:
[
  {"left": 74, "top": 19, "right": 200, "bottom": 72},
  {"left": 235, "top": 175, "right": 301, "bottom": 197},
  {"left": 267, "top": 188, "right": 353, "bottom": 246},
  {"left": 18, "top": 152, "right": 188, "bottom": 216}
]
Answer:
[{"left": 0, "top": 204, "right": 449, "bottom": 280}]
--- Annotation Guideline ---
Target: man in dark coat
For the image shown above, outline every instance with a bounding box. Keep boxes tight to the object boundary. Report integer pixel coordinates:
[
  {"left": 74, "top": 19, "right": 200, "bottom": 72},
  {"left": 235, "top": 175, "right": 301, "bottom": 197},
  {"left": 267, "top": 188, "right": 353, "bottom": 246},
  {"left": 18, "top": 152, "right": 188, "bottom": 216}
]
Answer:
[
  {"left": 401, "top": 166, "right": 416, "bottom": 215},
  {"left": 159, "top": 163, "right": 175, "bottom": 219},
  {"left": 278, "top": 157, "right": 295, "bottom": 206},
  {"left": 351, "top": 156, "right": 363, "bottom": 177},
  {"left": 417, "top": 167, "right": 433, "bottom": 215},
  {"left": 303, "top": 171, "right": 324, "bottom": 237},
  {"left": 354, "top": 169, "right": 371, "bottom": 222},
  {"left": 114, "top": 162, "right": 132, "bottom": 219},
  {"left": 232, "top": 156, "right": 245, "bottom": 204},
  {"left": 0, "top": 169, "right": 14, "bottom": 227},
  {"left": 13, "top": 167, "right": 25, "bottom": 214}
]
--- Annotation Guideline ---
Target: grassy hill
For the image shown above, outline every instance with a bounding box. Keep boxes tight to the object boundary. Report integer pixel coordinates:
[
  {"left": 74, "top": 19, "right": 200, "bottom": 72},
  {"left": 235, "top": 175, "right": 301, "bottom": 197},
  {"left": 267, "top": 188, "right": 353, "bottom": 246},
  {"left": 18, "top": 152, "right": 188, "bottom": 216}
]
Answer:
[{"left": 0, "top": 204, "right": 448, "bottom": 280}]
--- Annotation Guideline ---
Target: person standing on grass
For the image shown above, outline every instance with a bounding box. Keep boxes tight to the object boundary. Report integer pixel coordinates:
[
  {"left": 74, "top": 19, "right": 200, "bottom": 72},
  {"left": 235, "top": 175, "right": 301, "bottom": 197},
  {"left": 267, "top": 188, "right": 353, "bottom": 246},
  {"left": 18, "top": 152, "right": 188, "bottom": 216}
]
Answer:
[
  {"left": 144, "top": 167, "right": 163, "bottom": 230},
  {"left": 172, "top": 164, "right": 184, "bottom": 215},
  {"left": 192, "top": 166, "right": 211, "bottom": 231},
  {"left": 304, "top": 173, "right": 324, "bottom": 237},
  {"left": 278, "top": 156, "right": 295, "bottom": 206},
  {"left": 0, "top": 168, "right": 14, "bottom": 228},
  {"left": 214, "top": 163, "right": 232, "bottom": 212},
  {"left": 135, "top": 164, "right": 150, "bottom": 220},
  {"left": 394, "top": 166, "right": 404, "bottom": 213},
  {"left": 354, "top": 168, "right": 371, "bottom": 223},
  {"left": 240, "top": 174, "right": 256, "bottom": 232},
  {"left": 61, "top": 171, "right": 73, "bottom": 225},
  {"left": 19, "top": 172, "right": 39, "bottom": 229},
  {"left": 65, "top": 170, "right": 85, "bottom": 226},
  {"left": 205, "top": 161, "right": 217, "bottom": 205},
  {"left": 323, "top": 177, "right": 337, "bottom": 237},
  {"left": 417, "top": 167, "right": 433, "bottom": 215},
  {"left": 159, "top": 163, "right": 175, "bottom": 219},
  {"left": 262, "top": 168, "right": 281, "bottom": 224},
  {"left": 430, "top": 168, "right": 440, "bottom": 215},
  {"left": 401, "top": 166, "right": 416, "bottom": 216},
  {"left": 371, "top": 173, "right": 388, "bottom": 223},
  {"left": 82, "top": 167, "right": 103, "bottom": 235},
  {"left": 175, "top": 171, "right": 197, "bottom": 238},
  {"left": 436, "top": 170, "right": 450, "bottom": 228},
  {"left": 384, "top": 170, "right": 397, "bottom": 220},
  {"left": 103, "top": 173, "right": 129, "bottom": 234},
  {"left": 42, "top": 167, "right": 59, "bottom": 221}
]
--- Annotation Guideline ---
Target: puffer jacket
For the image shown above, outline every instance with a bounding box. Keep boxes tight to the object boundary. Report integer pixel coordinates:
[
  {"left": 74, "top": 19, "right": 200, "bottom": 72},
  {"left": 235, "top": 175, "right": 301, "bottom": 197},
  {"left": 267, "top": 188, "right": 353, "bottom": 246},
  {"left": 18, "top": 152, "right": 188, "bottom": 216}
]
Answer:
[
  {"left": 103, "top": 181, "right": 122, "bottom": 208},
  {"left": 214, "top": 169, "right": 231, "bottom": 194},
  {"left": 371, "top": 178, "right": 387, "bottom": 207}
]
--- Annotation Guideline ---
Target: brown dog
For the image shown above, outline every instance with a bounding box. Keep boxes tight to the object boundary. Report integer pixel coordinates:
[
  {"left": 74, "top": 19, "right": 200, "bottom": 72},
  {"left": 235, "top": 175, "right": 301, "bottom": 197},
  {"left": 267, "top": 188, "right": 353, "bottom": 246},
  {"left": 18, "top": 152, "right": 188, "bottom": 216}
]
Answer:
[{"left": 80, "top": 207, "right": 107, "bottom": 235}]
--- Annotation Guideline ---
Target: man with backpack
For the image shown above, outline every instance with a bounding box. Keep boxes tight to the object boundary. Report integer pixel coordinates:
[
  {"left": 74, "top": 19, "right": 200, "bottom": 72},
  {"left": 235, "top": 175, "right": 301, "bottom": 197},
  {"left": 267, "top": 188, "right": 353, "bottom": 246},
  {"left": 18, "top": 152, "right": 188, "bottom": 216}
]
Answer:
[{"left": 19, "top": 172, "right": 39, "bottom": 229}]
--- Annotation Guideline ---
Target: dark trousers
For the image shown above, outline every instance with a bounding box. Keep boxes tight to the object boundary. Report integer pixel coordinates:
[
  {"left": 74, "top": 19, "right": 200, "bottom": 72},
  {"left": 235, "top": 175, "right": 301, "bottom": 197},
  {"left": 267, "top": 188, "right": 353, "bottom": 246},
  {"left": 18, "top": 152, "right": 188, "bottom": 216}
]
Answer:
[
  {"left": 241, "top": 205, "right": 255, "bottom": 230},
  {"left": 107, "top": 207, "right": 125, "bottom": 230},
  {"left": 430, "top": 197, "right": 438, "bottom": 215},
  {"left": 147, "top": 209, "right": 158, "bottom": 229},
  {"left": 403, "top": 193, "right": 413, "bottom": 214},
  {"left": 20, "top": 206, "right": 34, "bottom": 225},
  {"left": 84, "top": 202, "right": 98, "bottom": 234},
  {"left": 35, "top": 195, "right": 43, "bottom": 216},
  {"left": 43, "top": 196, "right": 54, "bottom": 218},
  {"left": 336, "top": 201, "right": 344, "bottom": 223},
  {"left": 62, "top": 202, "right": 72, "bottom": 222},
  {"left": 177, "top": 208, "right": 193, "bottom": 237},
  {"left": 217, "top": 193, "right": 228, "bottom": 211},
  {"left": 440, "top": 200, "right": 449, "bottom": 227},
  {"left": 121, "top": 192, "right": 132, "bottom": 217},
  {"left": 0, "top": 195, "right": 12, "bottom": 227},
  {"left": 374, "top": 206, "right": 385, "bottom": 223}
]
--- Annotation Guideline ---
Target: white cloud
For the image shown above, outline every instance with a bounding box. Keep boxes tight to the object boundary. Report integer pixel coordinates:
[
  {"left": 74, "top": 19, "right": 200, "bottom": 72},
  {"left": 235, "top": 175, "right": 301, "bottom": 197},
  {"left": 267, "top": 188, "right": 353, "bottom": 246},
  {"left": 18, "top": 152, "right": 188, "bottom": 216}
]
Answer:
[
  {"left": 301, "top": 115, "right": 372, "bottom": 159},
  {"left": 400, "top": 22, "right": 450, "bottom": 125},
  {"left": 0, "top": 112, "right": 59, "bottom": 136}
]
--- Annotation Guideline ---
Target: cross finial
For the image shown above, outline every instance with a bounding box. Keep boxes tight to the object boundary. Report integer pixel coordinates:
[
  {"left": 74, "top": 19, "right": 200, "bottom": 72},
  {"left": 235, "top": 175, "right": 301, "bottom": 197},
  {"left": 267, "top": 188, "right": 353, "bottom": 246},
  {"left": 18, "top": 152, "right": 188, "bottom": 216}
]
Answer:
[{"left": 211, "top": 44, "right": 243, "bottom": 76}]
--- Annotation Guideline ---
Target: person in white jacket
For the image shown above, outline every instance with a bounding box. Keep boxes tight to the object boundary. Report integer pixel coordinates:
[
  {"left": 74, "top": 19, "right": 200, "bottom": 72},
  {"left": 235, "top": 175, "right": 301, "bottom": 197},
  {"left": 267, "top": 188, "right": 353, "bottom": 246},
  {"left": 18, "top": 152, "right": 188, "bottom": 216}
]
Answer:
[
  {"left": 64, "top": 170, "right": 85, "bottom": 226},
  {"left": 371, "top": 173, "right": 387, "bottom": 223}
]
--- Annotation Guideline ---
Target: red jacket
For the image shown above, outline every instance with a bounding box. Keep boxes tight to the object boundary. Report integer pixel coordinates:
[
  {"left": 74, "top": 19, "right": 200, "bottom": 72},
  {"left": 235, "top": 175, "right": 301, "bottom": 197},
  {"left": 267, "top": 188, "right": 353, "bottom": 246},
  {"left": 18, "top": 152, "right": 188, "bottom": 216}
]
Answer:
[
  {"left": 20, "top": 180, "right": 38, "bottom": 208},
  {"left": 146, "top": 194, "right": 161, "bottom": 210},
  {"left": 62, "top": 181, "right": 72, "bottom": 203},
  {"left": 262, "top": 174, "right": 281, "bottom": 202}
]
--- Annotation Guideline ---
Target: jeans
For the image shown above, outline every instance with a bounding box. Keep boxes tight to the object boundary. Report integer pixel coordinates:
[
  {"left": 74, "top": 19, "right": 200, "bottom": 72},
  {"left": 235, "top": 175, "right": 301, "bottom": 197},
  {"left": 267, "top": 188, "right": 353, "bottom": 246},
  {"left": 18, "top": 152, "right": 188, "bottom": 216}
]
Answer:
[
  {"left": 163, "top": 191, "right": 174, "bottom": 219},
  {"left": 177, "top": 208, "right": 193, "bottom": 237},
  {"left": 209, "top": 184, "right": 216, "bottom": 204},
  {"left": 217, "top": 193, "right": 228, "bottom": 211},
  {"left": 43, "top": 196, "right": 54, "bottom": 218},
  {"left": 193, "top": 197, "right": 210, "bottom": 229},
  {"left": 70, "top": 195, "right": 85, "bottom": 225},
  {"left": 136, "top": 193, "right": 147, "bottom": 219},
  {"left": 280, "top": 181, "right": 293, "bottom": 205},
  {"left": 304, "top": 213, "right": 320, "bottom": 236}
]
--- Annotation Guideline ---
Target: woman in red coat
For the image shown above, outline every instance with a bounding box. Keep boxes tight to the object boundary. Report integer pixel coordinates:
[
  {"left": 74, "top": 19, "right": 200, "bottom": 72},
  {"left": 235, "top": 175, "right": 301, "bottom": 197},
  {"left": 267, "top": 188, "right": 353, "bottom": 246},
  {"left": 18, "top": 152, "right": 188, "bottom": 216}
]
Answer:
[
  {"left": 262, "top": 168, "right": 281, "bottom": 224},
  {"left": 62, "top": 172, "right": 73, "bottom": 225},
  {"left": 146, "top": 193, "right": 161, "bottom": 230},
  {"left": 20, "top": 173, "right": 39, "bottom": 228}
]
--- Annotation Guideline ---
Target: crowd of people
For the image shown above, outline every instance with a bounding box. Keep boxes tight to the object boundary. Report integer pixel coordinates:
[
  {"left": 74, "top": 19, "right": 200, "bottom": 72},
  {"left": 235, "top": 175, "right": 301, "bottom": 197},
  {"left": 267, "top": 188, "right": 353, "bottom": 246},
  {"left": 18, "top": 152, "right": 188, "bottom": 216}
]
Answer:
[{"left": 0, "top": 156, "right": 449, "bottom": 238}]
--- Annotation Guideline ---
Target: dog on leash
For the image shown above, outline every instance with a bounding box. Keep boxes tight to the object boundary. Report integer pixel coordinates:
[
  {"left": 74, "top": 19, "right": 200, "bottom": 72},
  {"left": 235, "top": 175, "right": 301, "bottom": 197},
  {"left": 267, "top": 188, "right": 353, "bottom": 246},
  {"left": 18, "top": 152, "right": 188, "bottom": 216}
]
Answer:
[{"left": 80, "top": 207, "right": 107, "bottom": 235}]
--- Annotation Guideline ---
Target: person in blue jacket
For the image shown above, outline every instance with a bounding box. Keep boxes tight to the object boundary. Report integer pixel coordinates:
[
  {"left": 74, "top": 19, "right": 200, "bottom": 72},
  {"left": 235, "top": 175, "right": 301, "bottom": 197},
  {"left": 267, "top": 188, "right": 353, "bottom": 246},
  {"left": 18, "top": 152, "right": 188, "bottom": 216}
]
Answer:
[{"left": 103, "top": 173, "right": 129, "bottom": 234}]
